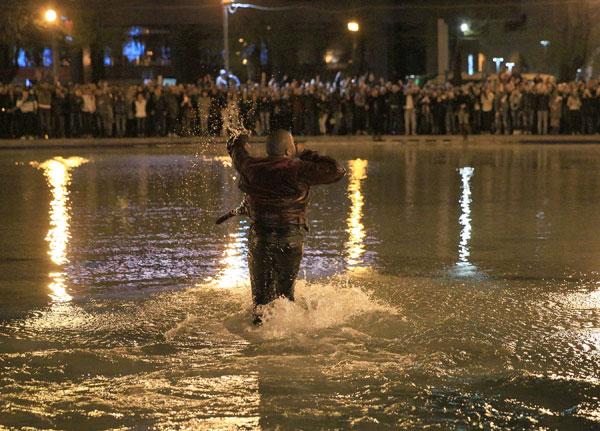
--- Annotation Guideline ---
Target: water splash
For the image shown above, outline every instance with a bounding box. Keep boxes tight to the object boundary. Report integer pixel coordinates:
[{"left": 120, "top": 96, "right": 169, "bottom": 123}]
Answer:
[{"left": 241, "top": 280, "right": 396, "bottom": 340}]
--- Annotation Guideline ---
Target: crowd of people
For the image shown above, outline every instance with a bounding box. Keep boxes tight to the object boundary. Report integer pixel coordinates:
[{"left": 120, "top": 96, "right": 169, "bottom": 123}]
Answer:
[{"left": 1, "top": 70, "right": 600, "bottom": 140}]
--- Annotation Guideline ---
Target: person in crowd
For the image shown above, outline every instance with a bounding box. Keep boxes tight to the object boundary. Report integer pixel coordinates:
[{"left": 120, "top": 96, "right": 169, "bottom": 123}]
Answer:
[
  {"left": 134, "top": 92, "right": 148, "bottom": 137},
  {"left": 96, "top": 88, "right": 114, "bottom": 137},
  {"left": 16, "top": 89, "right": 38, "bottom": 139},
  {"left": 567, "top": 88, "right": 582, "bottom": 134},
  {"left": 36, "top": 83, "right": 53, "bottom": 138},
  {"left": 4, "top": 71, "right": 600, "bottom": 140},
  {"left": 536, "top": 83, "right": 550, "bottom": 135},
  {"left": 549, "top": 91, "right": 563, "bottom": 135},
  {"left": 81, "top": 87, "right": 96, "bottom": 137}
]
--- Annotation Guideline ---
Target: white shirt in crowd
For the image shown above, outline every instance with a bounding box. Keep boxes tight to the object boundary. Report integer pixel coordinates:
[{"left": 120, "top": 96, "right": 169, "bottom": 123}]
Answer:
[
  {"left": 82, "top": 94, "right": 96, "bottom": 113},
  {"left": 135, "top": 99, "right": 147, "bottom": 118}
]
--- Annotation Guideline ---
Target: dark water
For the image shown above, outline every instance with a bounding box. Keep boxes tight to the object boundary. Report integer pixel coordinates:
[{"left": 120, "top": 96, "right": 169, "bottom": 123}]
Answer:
[{"left": 0, "top": 142, "right": 599, "bottom": 430}]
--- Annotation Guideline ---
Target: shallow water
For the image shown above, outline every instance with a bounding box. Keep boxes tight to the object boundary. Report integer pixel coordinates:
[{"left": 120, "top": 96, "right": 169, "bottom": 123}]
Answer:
[{"left": 0, "top": 142, "right": 599, "bottom": 430}]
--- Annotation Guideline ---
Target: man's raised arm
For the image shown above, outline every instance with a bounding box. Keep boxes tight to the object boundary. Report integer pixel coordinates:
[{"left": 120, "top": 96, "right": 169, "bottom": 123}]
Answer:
[
  {"left": 297, "top": 149, "right": 346, "bottom": 185},
  {"left": 227, "top": 133, "right": 251, "bottom": 173}
]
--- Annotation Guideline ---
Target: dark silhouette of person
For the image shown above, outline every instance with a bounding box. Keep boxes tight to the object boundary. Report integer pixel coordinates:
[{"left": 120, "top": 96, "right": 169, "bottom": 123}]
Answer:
[{"left": 227, "top": 130, "right": 345, "bottom": 324}]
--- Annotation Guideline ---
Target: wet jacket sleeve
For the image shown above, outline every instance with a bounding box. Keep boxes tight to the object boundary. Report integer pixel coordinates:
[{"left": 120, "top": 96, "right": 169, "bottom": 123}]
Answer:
[
  {"left": 297, "top": 150, "right": 346, "bottom": 185},
  {"left": 227, "top": 134, "right": 251, "bottom": 173}
]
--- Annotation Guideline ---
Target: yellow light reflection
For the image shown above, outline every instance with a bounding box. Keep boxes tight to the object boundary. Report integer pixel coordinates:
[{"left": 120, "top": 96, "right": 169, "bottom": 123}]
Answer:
[
  {"left": 208, "top": 227, "right": 248, "bottom": 289},
  {"left": 31, "top": 156, "right": 88, "bottom": 301},
  {"left": 345, "top": 159, "right": 368, "bottom": 272}
]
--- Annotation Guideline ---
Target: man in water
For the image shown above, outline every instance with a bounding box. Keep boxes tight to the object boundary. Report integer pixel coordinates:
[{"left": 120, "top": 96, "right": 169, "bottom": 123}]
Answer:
[{"left": 227, "top": 130, "right": 346, "bottom": 324}]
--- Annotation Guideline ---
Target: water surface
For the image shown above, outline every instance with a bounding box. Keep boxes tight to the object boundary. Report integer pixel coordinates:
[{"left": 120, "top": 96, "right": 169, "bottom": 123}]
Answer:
[{"left": 1, "top": 142, "right": 599, "bottom": 430}]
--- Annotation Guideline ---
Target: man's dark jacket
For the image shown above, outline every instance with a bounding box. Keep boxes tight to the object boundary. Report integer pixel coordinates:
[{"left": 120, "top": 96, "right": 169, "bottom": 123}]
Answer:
[{"left": 227, "top": 134, "right": 346, "bottom": 227}]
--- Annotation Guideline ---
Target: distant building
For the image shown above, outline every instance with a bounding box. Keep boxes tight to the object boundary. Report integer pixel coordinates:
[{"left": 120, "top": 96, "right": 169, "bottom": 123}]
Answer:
[{"left": 14, "top": 0, "right": 600, "bottom": 83}]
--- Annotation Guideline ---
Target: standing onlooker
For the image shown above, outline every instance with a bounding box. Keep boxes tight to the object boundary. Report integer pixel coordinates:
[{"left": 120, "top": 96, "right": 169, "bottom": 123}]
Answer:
[
  {"left": 536, "top": 84, "right": 550, "bottom": 135},
  {"left": 113, "top": 91, "right": 127, "bottom": 138},
  {"left": 16, "top": 89, "right": 38, "bottom": 139},
  {"left": 134, "top": 92, "right": 147, "bottom": 137},
  {"left": 37, "top": 83, "right": 53, "bottom": 138},
  {"left": 549, "top": 92, "right": 563, "bottom": 135},
  {"left": 567, "top": 89, "right": 582, "bottom": 134}
]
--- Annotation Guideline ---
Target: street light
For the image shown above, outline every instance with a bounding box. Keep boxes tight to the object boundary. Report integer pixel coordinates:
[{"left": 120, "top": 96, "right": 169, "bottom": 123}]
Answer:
[
  {"left": 460, "top": 22, "right": 470, "bottom": 34},
  {"left": 347, "top": 21, "right": 360, "bottom": 73},
  {"left": 347, "top": 21, "right": 360, "bottom": 32},
  {"left": 222, "top": 0, "right": 233, "bottom": 71},
  {"left": 44, "top": 8, "right": 58, "bottom": 23},
  {"left": 44, "top": 8, "right": 60, "bottom": 82}
]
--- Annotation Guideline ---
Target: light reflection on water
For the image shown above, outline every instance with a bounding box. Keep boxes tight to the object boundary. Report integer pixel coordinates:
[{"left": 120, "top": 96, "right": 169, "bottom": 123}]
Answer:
[
  {"left": 345, "top": 159, "right": 368, "bottom": 272},
  {"left": 455, "top": 166, "right": 476, "bottom": 276},
  {"left": 2, "top": 145, "right": 600, "bottom": 429},
  {"left": 31, "top": 156, "right": 88, "bottom": 301},
  {"left": 206, "top": 223, "right": 249, "bottom": 289}
]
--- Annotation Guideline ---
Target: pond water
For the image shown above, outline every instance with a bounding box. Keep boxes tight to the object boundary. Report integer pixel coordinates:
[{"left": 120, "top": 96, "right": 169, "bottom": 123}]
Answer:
[{"left": 0, "top": 142, "right": 599, "bottom": 430}]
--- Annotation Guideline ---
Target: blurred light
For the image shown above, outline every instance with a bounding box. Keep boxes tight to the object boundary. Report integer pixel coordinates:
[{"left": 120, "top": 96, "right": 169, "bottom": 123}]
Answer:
[
  {"left": 345, "top": 159, "right": 368, "bottom": 272},
  {"left": 17, "top": 49, "right": 28, "bottom": 67},
  {"left": 242, "top": 58, "right": 248, "bottom": 65},
  {"left": 457, "top": 167, "right": 475, "bottom": 269},
  {"left": 467, "top": 54, "right": 474, "bottom": 75},
  {"left": 31, "top": 156, "right": 88, "bottom": 302},
  {"left": 460, "top": 22, "right": 470, "bottom": 33},
  {"left": 506, "top": 62, "right": 515, "bottom": 73},
  {"left": 123, "top": 39, "right": 145, "bottom": 63},
  {"left": 44, "top": 8, "right": 58, "bottom": 23},
  {"left": 493, "top": 57, "right": 504, "bottom": 73},
  {"left": 128, "top": 26, "right": 143, "bottom": 36},
  {"left": 540, "top": 40, "right": 550, "bottom": 47},
  {"left": 43, "top": 48, "right": 53, "bottom": 67},
  {"left": 347, "top": 21, "right": 360, "bottom": 32},
  {"left": 324, "top": 49, "right": 339, "bottom": 64},
  {"left": 238, "top": 38, "right": 244, "bottom": 43}
]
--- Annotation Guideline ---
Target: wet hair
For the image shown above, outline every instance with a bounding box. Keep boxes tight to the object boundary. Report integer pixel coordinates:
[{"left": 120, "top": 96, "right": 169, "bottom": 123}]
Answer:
[{"left": 266, "top": 129, "right": 293, "bottom": 156}]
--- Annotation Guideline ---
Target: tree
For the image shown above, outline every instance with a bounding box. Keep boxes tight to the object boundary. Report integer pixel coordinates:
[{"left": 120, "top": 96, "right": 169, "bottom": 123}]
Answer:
[{"left": 0, "top": 0, "right": 39, "bottom": 82}]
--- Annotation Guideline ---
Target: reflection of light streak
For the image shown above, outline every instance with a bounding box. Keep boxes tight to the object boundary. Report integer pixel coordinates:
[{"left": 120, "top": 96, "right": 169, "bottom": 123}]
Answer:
[
  {"left": 31, "top": 157, "right": 88, "bottom": 301},
  {"left": 209, "top": 226, "right": 248, "bottom": 289},
  {"left": 345, "top": 159, "right": 368, "bottom": 271},
  {"left": 457, "top": 167, "right": 474, "bottom": 268}
]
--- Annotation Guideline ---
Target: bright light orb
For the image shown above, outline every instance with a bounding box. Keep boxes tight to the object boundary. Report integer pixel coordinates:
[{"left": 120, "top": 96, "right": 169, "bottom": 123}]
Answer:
[
  {"left": 347, "top": 21, "right": 360, "bottom": 33},
  {"left": 460, "top": 22, "right": 470, "bottom": 33},
  {"left": 44, "top": 8, "right": 58, "bottom": 23}
]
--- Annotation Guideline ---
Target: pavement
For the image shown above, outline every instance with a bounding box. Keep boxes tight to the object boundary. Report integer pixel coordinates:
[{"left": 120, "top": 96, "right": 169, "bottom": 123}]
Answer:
[{"left": 2, "top": 134, "right": 600, "bottom": 150}]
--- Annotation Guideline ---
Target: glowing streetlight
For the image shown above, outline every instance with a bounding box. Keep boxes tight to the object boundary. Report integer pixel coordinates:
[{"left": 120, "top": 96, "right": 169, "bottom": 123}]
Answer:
[
  {"left": 43, "top": 8, "right": 60, "bottom": 82},
  {"left": 222, "top": 0, "right": 233, "bottom": 71},
  {"left": 347, "top": 21, "right": 360, "bottom": 33},
  {"left": 460, "top": 22, "right": 470, "bottom": 34},
  {"left": 44, "top": 8, "right": 58, "bottom": 23}
]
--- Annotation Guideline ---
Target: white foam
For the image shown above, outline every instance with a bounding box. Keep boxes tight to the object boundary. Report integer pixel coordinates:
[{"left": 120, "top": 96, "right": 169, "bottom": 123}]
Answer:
[{"left": 248, "top": 279, "right": 398, "bottom": 340}]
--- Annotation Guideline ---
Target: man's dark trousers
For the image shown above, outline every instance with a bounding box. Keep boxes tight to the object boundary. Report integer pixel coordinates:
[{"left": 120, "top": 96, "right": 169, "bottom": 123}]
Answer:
[{"left": 248, "top": 224, "right": 304, "bottom": 307}]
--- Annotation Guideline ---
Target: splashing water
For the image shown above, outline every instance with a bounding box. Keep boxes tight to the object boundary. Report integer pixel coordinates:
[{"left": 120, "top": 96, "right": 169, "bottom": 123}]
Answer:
[{"left": 165, "top": 278, "right": 399, "bottom": 343}]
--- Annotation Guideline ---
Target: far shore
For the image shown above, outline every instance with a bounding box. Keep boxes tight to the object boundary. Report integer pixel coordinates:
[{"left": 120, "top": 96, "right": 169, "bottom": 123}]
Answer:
[{"left": 3, "top": 134, "right": 600, "bottom": 150}]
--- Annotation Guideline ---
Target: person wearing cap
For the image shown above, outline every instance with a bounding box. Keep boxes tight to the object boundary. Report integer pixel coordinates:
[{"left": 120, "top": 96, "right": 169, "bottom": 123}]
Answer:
[{"left": 226, "top": 129, "right": 346, "bottom": 324}]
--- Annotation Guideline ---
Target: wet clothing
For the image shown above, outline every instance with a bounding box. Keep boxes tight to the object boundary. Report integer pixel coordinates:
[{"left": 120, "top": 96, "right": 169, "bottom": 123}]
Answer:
[
  {"left": 248, "top": 224, "right": 304, "bottom": 305},
  {"left": 227, "top": 134, "right": 345, "bottom": 313},
  {"left": 227, "top": 134, "right": 346, "bottom": 228}
]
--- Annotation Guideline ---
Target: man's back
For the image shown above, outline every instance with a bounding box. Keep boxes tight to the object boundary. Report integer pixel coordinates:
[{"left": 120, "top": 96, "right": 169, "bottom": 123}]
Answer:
[{"left": 228, "top": 135, "right": 345, "bottom": 227}]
